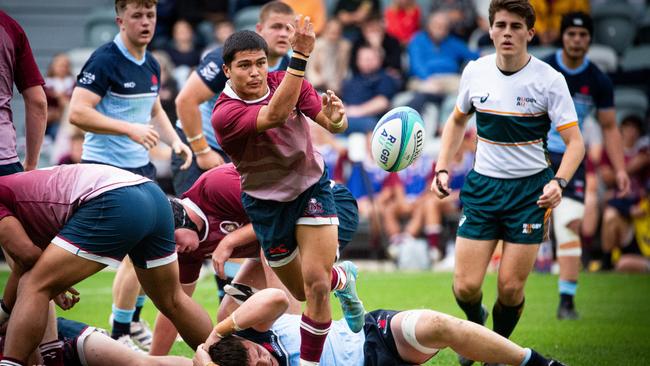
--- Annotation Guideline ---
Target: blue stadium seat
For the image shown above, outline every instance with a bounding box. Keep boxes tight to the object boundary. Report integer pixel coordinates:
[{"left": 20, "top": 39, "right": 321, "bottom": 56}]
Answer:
[
  {"left": 614, "top": 87, "right": 648, "bottom": 122},
  {"left": 592, "top": 3, "right": 637, "bottom": 54},
  {"left": 234, "top": 6, "right": 262, "bottom": 31},
  {"left": 528, "top": 46, "right": 555, "bottom": 60},
  {"left": 587, "top": 44, "right": 618, "bottom": 73},
  {"left": 84, "top": 8, "right": 117, "bottom": 48}
]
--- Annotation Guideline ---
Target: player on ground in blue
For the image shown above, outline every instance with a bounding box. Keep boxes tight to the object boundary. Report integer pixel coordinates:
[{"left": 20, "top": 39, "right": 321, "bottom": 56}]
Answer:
[
  {"left": 149, "top": 163, "right": 360, "bottom": 355},
  {"left": 68, "top": 0, "right": 193, "bottom": 350},
  {"left": 431, "top": 1, "right": 585, "bottom": 365},
  {"left": 0, "top": 164, "right": 212, "bottom": 366},
  {"left": 192, "top": 287, "right": 567, "bottom": 366},
  {"left": 543, "top": 12, "right": 630, "bottom": 320},
  {"left": 212, "top": 25, "right": 361, "bottom": 365}
]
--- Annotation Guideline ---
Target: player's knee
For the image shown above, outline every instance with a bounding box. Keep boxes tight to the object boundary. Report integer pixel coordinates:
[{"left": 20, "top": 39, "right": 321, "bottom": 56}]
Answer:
[
  {"left": 267, "top": 288, "right": 290, "bottom": 312},
  {"left": 423, "top": 311, "right": 451, "bottom": 340},
  {"left": 453, "top": 279, "right": 482, "bottom": 300},
  {"left": 303, "top": 278, "right": 330, "bottom": 301},
  {"left": 602, "top": 206, "right": 619, "bottom": 224},
  {"left": 497, "top": 280, "right": 524, "bottom": 304}
]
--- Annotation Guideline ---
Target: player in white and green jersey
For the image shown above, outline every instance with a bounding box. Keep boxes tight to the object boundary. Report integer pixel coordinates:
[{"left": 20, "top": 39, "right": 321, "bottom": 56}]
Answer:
[{"left": 431, "top": 1, "right": 585, "bottom": 365}]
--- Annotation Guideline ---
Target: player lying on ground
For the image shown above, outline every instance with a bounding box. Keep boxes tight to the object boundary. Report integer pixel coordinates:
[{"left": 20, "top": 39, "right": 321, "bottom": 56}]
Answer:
[
  {"left": 151, "top": 163, "right": 361, "bottom": 354},
  {"left": 192, "top": 287, "right": 567, "bottom": 366},
  {"left": 0, "top": 164, "right": 213, "bottom": 366}
]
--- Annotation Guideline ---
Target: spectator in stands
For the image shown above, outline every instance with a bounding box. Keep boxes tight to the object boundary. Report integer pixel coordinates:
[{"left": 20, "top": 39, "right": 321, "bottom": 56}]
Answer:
[
  {"left": 351, "top": 16, "right": 403, "bottom": 84},
  {"left": 282, "top": 0, "right": 327, "bottom": 35},
  {"left": 529, "top": 0, "right": 590, "bottom": 45},
  {"left": 44, "top": 53, "right": 75, "bottom": 140},
  {"left": 335, "top": 0, "right": 381, "bottom": 42},
  {"left": 57, "top": 128, "right": 85, "bottom": 165},
  {"left": 202, "top": 19, "right": 234, "bottom": 55},
  {"left": 152, "top": 50, "right": 179, "bottom": 124},
  {"left": 0, "top": 11, "right": 47, "bottom": 176},
  {"left": 342, "top": 45, "right": 398, "bottom": 134},
  {"left": 165, "top": 19, "right": 202, "bottom": 85},
  {"left": 614, "top": 179, "right": 650, "bottom": 273},
  {"left": 431, "top": 0, "right": 480, "bottom": 41},
  {"left": 600, "top": 115, "right": 650, "bottom": 270},
  {"left": 384, "top": 0, "right": 421, "bottom": 46},
  {"left": 407, "top": 10, "right": 479, "bottom": 113},
  {"left": 306, "top": 18, "right": 352, "bottom": 95}
]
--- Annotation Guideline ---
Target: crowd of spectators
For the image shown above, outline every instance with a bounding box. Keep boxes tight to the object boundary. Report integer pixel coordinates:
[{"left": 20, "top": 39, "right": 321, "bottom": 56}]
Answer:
[{"left": 30, "top": 0, "right": 650, "bottom": 272}]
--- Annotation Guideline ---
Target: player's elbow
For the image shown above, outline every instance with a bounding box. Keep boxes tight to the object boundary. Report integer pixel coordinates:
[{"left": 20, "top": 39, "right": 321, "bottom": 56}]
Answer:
[{"left": 68, "top": 104, "right": 86, "bottom": 128}]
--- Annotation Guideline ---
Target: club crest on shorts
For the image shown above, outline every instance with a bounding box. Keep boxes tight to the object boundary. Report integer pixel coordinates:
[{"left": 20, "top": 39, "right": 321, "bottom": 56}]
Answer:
[{"left": 304, "top": 198, "right": 324, "bottom": 215}]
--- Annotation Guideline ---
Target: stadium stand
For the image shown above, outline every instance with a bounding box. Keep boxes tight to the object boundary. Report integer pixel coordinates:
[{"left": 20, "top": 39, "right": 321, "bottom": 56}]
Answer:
[
  {"left": 85, "top": 7, "right": 118, "bottom": 48},
  {"left": 592, "top": 2, "right": 638, "bottom": 54},
  {"left": 233, "top": 6, "right": 262, "bottom": 31}
]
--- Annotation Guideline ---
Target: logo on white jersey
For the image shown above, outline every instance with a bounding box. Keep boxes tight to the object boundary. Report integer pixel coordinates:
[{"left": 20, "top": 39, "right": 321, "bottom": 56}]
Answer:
[
  {"left": 515, "top": 96, "right": 537, "bottom": 107},
  {"left": 522, "top": 223, "right": 542, "bottom": 234},
  {"left": 479, "top": 93, "right": 490, "bottom": 103},
  {"left": 124, "top": 81, "right": 136, "bottom": 88},
  {"left": 79, "top": 72, "right": 95, "bottom": 85},
  {"left": 199, "top": 61, "right": 220, "bottom": 81}
]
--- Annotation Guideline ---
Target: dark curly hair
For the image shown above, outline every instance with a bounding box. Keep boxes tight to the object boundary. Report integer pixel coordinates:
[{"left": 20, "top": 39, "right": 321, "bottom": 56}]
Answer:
[{"left": 208, "top": 335, "right": 250, "bottom": 366}]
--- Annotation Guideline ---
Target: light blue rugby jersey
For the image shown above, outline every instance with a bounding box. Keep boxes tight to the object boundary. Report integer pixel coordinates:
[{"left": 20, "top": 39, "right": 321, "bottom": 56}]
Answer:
[
  {"left": 176, "top": 48, "right": 290, "bottom": 150},
  {"left": 76, "top": 34, "right": 160, "bottom": 168}
]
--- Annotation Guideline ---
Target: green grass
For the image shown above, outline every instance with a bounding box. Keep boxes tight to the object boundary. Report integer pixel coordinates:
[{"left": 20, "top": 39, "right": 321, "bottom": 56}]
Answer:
[{"left": 2, "top": 270, "right": 650, "bottom": 365}]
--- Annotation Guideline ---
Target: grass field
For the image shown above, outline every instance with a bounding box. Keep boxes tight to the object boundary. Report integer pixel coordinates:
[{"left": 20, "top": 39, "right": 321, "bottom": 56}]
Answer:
[{"left": 2, "top": 269, "right": 649, "bottom": 365}]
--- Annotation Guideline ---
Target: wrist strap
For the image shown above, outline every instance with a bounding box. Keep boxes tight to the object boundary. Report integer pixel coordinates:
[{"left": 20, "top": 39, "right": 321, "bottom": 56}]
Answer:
[
  {"left": 194, "top": 146, "right": 212, "bottom": 156},
  {"left": 330, "top": 119, "right": 344, "bottom": 129},
  {"left": 292, "top": 50, "right": 310, "bottom": 59},
  {"left": 190, "top": 137, "right": 210, "bottom": 153},
  {"left": 231, "top": 312, "right": 243, "bottom": 332}
]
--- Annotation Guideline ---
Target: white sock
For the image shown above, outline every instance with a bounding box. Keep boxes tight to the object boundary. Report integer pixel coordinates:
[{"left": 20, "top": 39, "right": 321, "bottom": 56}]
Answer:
[{"left": 300, "top": 360, "right": 319, "bottom": 366}]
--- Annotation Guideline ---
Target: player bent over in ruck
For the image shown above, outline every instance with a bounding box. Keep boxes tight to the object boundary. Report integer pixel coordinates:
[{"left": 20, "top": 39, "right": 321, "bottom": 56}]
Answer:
[{"left": 0, "top": 164, "right": 213, "bottom": 366}]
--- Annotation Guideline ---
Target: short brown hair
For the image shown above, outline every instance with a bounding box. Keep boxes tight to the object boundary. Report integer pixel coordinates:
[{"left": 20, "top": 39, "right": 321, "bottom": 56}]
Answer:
[
  {"left": 115, "top": 0, "right": 158, "bottom": 14},
  {"left": 259, "top": 1, "right": 294, "bottom": 23},
  {"left": 488, "top": 0, "right": 536, "bottom": 29},
  {"left": 208, "top": 335, "right": 249, "bottom": 366}
]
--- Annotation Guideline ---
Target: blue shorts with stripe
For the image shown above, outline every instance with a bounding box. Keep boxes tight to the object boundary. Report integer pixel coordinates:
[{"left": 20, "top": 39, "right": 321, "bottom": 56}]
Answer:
[
  {"left": 242, "top": 170, "right": 340, "bottom": 267},
  {"left": 53, "top": 182, "right": 177, "bottom": 269}
]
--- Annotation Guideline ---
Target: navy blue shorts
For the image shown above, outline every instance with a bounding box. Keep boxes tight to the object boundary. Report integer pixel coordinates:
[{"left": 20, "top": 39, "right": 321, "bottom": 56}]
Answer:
[
  {"left": 0, "top": 162, "right": 23, "bottom": 176},
  {"left": 52, "top": 182, "right": 177, "bottom": 269},
  {"left": 332, "top": 182, "right": 359, "bottom": 253},
  {"left": 242, "top": 170, "right": 339, "bottom": 267},
  {"left": 58, "top": 317, "right": 104, "bottom": 366},
  {"left": 81, "top": 159, "right": 157, "bottom": 180},
  {"left": 363, "top": 310, "right": 413, "bottom": 366}
]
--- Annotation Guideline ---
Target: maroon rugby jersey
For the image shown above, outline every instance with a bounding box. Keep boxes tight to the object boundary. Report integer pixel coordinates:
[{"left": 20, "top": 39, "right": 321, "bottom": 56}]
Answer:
[
  {"left": 212, "top": 71, "right": 324, "bottom": 202},
  {"left": 180, "top": 163, "right": 258, "bottom": 260},
  {"left": 0, "top": 164, "right": 149, "bottom": 248}
]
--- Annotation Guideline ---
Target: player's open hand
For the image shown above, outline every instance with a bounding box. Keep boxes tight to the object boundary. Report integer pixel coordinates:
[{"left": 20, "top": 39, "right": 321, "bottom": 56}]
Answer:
[
  {"left": 54, "top": 287, "right": 80, "bottom": 310},
  {"left": 431, "top": 170, "right": 450, "bottom": 198},
  {"left": 322, "top": 90, "right": 346, "bottom": 131},
  {"left": 196, "top": 149, "right": 225, "bottom": 171},
  {"left": 288, "top": 15, "right": 315, "bottom": 56},
  {"left": 128, "top": 124, "right": 159, "bottom": 150},
  {"left": 538, "top": 180, "right": 562, "bottom": 208},
  {"left": 193, "top": 343, "right": 214, "bottom": 366},
  {"left": 212, "top": 244, "right": 234, "bottom": 280},
  {"left": 172, "top": 140, "right": 193, "bottom": 170}
]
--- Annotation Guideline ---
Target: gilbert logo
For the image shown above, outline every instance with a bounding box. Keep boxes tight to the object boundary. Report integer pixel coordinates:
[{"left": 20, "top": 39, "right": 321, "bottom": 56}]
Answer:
[{"left": 480, "top": 93, "right": 490, "bottom": 103}]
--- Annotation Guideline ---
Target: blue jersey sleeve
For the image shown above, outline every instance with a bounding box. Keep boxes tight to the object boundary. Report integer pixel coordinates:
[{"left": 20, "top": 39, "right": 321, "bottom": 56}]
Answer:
[
  {"left": 594, "top": 69, "right": 614, "bottom": 110},
  {"left": 197, "top": 49, "right": 227, "bottom": 94},
  {"left": 75, "top": 50, "right": 112, "bottom": 97}
]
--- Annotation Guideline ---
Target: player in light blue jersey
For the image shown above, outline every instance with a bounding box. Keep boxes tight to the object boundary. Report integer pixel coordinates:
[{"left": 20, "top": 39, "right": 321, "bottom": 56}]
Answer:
[{"left": 68, "top": 0, "right": 193, "bottom": 351}]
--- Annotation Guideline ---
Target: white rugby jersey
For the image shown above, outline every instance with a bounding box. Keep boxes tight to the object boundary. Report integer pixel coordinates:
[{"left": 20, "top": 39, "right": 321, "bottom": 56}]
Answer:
[{"left": 456, "top": 54, "right": 578, "bottom": 179}]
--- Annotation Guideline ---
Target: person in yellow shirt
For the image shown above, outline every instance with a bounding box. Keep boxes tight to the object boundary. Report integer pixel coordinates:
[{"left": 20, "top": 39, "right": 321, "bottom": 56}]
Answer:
[{"left": 529, "top": 0, "right": 590, "bottom": 45}]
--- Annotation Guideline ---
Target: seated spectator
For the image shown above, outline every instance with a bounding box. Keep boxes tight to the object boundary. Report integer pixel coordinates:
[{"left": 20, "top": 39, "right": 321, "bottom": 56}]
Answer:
[
  {"left": 44, "top": 53, "right": 75, "bottom": 140},
  {"left": 282, "top": 0, "right": 326, "bottom": 35},
  {"left": 202, "top": 19, "right": 234, "bottom": 55},
  {"left": 306, "top": 18, "right": 352, "bottom": 95},
  {"left": 529, "top": 0, "right": 590, "bottom": 45},
  {"left": 165, "top": 19, "right": 202, "bottom": 85},
  {"left": 407, "top": 10, "right": 479, "bottom": 96},
  {"left": 600, "top": 115, "right": 650, "bottom": 270},
  {"left": 430, "top": 0, "right": 479, "bottom": 41},
  {"left": 342, "top": 45, "right": 398, "bottom": 134},
  {"left": 615, "top": 181, "right": 650, "bottom": 273},
  {"left": 335, "top": 0, "right": 381, "bottom": 42},
  {"left": 384, "top": 0, "right": 421, "bottom": 46},
  {"left": 57, "top": 128, "right": 85, "bottom": 165},
  {"left": 351, "top": 16, "right": 404, "bottom": 84}
]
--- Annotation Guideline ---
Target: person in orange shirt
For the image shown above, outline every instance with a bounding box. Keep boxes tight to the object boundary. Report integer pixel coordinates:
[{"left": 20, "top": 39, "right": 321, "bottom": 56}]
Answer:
[
  {"left": 529, "top": 0, "right": 590, "bottom": 45},
  {"left": 282, "top": 0, "right": 326, "bottom": 35}
]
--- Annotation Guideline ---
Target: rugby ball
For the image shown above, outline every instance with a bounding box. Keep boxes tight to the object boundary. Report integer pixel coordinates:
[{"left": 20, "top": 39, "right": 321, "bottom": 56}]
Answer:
[{"left": 371, "top": 106, "right": 425, "bottom": 172}]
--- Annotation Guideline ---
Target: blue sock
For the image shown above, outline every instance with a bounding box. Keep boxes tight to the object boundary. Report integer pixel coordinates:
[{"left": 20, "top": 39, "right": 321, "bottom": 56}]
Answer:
[
  {"left": 133, "top": 295, "right": 146, "bottom": 322},
  {"left": 111, "top": 305, "right": 135, "bottom": 339},
  {"left": 559, "top": 280, "right": 577, "bottom": 307}
]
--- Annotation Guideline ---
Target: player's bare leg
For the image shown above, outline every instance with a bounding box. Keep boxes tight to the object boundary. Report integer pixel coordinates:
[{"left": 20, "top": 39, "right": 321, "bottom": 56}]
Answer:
[
  {"left": 133, "top": 261, "right": 212, "bottom": 350},
  {"left": 149, "top": 282, "right": 196, "bottom": 356},
  {"left": 82, "top": 331, "right": 192, "bottom": 366},
  {"left": 3, "top": 245, "right": 105, "bottom": 363},
  {"left": 111, "top": 258, "right": 143, "bottom": 343}
]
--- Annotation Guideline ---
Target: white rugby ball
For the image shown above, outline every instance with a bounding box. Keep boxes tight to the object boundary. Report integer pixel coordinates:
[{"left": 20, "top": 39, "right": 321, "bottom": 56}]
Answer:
[{"left": 371, "top": 106, "right": 425, "bottom": 172}]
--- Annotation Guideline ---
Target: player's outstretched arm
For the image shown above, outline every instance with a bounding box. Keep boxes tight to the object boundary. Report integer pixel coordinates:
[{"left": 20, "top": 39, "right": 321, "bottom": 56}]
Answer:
[
  {"left": 203, "top": 288, "right": 289, "bottom": 347},
  {"left": 176, "top": 72, "right": 224, "bottom": 170},
  {"left": 431, "top": 107, "right": 471, "bottom": 198},
  {"left": 21, "top": 85, "right": 47, "bottom": 171},
  {"left": 256, "top": 15, "right": 315, "bottom": 132},
  {"left": 69, "top": 87, "right": 160, "bottom": 148},
  {"left": 212, "top": 223, "right": 257, "bottom": 279},
  {"left": 314, "top": 90, "right": 348, "bottom": 134}
]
